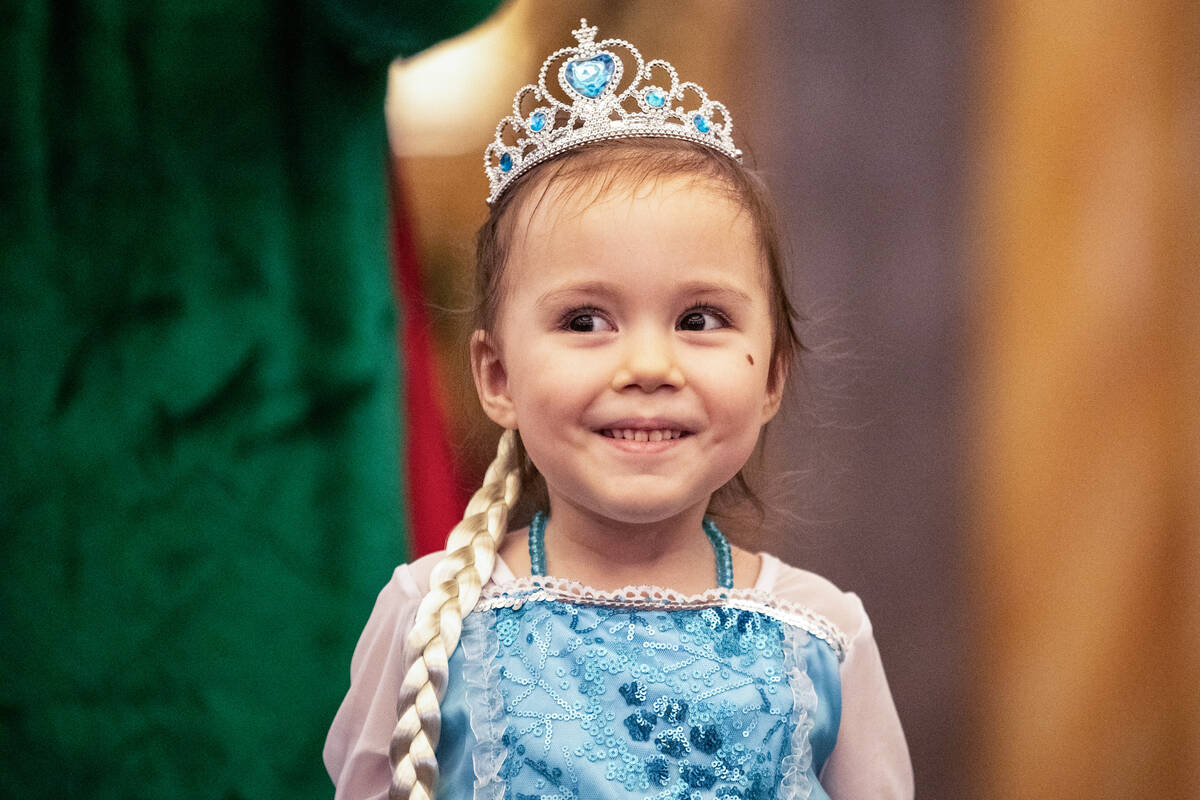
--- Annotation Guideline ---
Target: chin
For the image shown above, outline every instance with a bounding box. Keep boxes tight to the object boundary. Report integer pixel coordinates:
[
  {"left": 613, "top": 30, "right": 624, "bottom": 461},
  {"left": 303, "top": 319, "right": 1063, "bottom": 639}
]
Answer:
[{"left": 577, "top": 492, "right": 709, "bottom": 526}]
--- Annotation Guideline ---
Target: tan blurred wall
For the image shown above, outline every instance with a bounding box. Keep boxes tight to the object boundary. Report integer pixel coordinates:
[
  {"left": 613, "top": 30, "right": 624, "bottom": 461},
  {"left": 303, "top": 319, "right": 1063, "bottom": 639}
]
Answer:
[{"left": 971, "top": 2, "right": 1200, "bottom": 797}]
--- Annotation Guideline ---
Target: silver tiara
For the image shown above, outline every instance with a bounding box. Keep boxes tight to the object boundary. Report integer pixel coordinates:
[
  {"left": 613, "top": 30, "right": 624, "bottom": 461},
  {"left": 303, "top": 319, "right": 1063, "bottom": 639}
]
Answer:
[{"left": 484, "top": 19, "right": 743, "bottom": 204}]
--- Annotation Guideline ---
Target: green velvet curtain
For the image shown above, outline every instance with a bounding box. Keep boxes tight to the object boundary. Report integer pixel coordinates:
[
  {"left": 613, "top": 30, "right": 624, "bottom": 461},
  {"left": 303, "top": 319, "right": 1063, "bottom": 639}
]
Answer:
[{"left": 0, "top": 1, "right": 497, "bottom": 796}]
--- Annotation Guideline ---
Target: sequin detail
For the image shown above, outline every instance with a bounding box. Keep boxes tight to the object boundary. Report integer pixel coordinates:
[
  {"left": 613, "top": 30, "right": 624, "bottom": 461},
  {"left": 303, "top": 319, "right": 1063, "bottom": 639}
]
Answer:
[{"left": 461, "top": 594, "right": 829, "bottom": 799}]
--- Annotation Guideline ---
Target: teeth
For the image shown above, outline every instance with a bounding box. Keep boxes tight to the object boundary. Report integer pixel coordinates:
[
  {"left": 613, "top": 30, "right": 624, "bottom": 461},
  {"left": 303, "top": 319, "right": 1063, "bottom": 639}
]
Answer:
[{"left": 602, "top": 429, "right": 685, "bottom": 440}]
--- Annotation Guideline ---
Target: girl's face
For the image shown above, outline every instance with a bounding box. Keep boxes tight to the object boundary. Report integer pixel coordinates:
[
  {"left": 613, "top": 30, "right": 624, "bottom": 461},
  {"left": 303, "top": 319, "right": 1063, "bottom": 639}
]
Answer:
[{"left": 472, "top": 175, "right": 783, "bottom": 527}]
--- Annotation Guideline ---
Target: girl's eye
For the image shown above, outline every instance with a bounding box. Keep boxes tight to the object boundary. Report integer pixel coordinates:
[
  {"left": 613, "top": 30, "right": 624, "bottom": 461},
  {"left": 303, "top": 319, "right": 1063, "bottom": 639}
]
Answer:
[
  {"left": 563, "top": 310, "right": 614, "bottom": 333},
  {"left": 677, "top": 307, "right": 729, "bottom": 332}
]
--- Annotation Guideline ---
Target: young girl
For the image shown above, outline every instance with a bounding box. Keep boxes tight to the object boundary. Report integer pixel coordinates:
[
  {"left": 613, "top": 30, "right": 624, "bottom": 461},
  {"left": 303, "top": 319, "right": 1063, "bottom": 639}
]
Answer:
[{"left": 326, "top": 20, "right": 913, "bottom": 800}]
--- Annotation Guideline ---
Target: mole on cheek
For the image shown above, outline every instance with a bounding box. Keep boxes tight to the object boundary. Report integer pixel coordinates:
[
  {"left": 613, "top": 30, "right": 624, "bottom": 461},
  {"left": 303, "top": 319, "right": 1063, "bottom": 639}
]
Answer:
[{"left": 746, "top": 354, "right": 754, "bottom": 365}]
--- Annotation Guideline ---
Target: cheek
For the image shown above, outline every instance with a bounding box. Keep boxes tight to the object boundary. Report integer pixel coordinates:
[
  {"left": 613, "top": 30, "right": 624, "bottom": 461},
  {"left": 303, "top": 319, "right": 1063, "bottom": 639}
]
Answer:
[
  {"left": 506, "top": 359, "right": 593, "bottom": 434},
  {"left": 700, "top": 357, "right": 775, "bottom": 427},
  {"left": 699, "top": 345, "right": 772, "bottom": 388}
]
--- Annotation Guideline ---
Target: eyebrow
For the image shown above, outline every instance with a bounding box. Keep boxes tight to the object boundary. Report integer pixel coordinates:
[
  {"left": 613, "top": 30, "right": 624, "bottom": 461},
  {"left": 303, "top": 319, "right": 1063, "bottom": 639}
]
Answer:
[{"left": 535, "top": 280, "right": 755, "bottom": 307}]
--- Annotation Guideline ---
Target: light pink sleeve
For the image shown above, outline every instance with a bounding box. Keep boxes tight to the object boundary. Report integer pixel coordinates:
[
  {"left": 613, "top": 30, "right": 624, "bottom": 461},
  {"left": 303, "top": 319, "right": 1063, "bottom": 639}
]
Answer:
[
  {"left": 819, "top": 593, "right": 914, "bottom": 799},
  {"left": 323, "top": 563, "right": 424, "bottom": 800},
  {"left": 760, "top": 556, "right": 913, "bottom": 798}
]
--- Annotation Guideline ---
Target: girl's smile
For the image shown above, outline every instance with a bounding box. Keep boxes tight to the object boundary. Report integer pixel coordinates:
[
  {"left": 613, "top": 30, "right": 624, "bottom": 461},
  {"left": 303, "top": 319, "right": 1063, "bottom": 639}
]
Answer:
[
  {"left": 471, "top": 174, "right": 783, "bottom": 532},
  {"left": 597, "top": 420, "right": 693, "bottom": 453}
]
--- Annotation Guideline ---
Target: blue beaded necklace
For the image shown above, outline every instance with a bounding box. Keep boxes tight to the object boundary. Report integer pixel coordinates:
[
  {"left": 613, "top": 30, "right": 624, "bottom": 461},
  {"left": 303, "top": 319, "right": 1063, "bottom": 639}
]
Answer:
[{"left": 527, "top": 510, "right": 735, "bottom": 590}]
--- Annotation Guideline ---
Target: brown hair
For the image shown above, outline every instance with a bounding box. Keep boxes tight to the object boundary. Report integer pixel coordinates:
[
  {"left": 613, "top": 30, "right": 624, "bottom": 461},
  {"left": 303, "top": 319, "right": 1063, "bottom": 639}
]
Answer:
[{"left": 474, "top": 137, "right": 803, "bottom": 521}]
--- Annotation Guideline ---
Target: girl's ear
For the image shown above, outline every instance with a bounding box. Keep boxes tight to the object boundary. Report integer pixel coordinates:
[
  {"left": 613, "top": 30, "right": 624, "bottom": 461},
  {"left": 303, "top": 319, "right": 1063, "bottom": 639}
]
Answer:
[
  {"left": 760, "top": 358, "right": 787, "bottom": 423},
  {"left": 470, "top": 330, "right": 518, "bottom": 429}
]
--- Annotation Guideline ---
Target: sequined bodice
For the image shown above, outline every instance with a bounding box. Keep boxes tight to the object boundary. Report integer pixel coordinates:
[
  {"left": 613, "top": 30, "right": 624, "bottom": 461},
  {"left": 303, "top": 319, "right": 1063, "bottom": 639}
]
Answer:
[{"left": 434, "top": 577, "right": 846, "bottom": 800}]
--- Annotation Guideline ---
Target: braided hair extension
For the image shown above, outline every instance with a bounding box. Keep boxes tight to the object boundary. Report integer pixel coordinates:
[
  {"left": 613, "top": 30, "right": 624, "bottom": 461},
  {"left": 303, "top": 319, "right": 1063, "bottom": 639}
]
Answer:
[{"left": 387, "top": 429, "right": 523, "bottom": 800}]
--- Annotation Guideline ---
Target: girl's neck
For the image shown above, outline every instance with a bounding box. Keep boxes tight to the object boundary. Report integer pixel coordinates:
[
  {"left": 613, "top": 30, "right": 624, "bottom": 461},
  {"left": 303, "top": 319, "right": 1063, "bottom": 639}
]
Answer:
[{"left": 535, "top": 499, "right": 720, "bottom": 594}]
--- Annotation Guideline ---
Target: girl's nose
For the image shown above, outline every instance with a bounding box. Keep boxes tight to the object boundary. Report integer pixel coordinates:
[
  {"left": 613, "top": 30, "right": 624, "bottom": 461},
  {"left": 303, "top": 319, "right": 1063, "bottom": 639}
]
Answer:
[{"left": 610, "top": 331, "right": 686, "bottom": 392}]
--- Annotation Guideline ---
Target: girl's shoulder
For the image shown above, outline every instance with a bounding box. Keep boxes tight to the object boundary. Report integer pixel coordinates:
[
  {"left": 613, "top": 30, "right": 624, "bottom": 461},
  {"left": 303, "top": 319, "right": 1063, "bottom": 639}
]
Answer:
[
  {"left": 389, "top": 548, "right": 518, "bottom": 599},
  {"left": 753, "top": 554, "right": 878, "bottom": 662},
  {"left": 389, "top": 549, "right": 445, "bottom": 596},
  {"left": 754, "top": 551, "right": 873, "bottom": 643}
]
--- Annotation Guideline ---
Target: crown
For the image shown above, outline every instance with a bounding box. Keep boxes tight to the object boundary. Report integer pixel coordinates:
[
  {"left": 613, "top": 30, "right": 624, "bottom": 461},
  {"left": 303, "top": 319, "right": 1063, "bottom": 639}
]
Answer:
[{"left": 484, "top": 19, "right": 742, "bottom": 204}]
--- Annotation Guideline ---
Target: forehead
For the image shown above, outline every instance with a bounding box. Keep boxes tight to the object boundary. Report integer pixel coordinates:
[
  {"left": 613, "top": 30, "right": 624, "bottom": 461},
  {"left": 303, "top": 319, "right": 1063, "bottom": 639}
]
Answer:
[{"left": 504, "top": 173, "right": 767, "bottom": 295}]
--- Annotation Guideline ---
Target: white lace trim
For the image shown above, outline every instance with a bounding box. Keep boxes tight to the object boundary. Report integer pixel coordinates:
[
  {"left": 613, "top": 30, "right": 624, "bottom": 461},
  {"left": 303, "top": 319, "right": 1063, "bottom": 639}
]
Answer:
[
  {"left": 459, "top": 612, "right": 507, "bottom": 800},
  {"left": 474, "top": 576, "right": 848, "bottom": 662},
  {"left": 778, "top": 627, "right": 819, "bottom": 800}
]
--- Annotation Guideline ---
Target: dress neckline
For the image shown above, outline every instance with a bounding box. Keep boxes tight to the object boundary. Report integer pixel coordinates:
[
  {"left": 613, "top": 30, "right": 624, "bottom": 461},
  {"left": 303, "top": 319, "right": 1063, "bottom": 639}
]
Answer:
[
  {"left": 473, "top": 562, "right": 849, "bottom": 662},
  {"left": 527, "top": 510, "right": 735, "bottom": 590},
  {"left": 490, "top": 547, "right": 773, "bottom": 594}
]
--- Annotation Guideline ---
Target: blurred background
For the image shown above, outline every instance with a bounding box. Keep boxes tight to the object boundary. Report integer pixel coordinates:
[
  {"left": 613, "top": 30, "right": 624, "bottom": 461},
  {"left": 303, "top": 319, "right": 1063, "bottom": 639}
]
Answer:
[{"left": 3, "top": 1, "right": 1197, "bottom": 798}]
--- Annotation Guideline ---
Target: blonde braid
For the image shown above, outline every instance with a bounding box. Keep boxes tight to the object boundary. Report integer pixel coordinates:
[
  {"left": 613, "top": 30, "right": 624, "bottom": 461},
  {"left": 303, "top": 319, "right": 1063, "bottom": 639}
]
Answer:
[{"left": 388, "top": 429, "right": 522, "bottom": 800}]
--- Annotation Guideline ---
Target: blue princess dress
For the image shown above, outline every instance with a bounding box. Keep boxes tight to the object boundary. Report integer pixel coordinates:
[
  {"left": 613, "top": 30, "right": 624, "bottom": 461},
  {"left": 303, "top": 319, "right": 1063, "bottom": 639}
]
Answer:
[{"left": 325, "top": 521, "right": 913, "bottom": 800}]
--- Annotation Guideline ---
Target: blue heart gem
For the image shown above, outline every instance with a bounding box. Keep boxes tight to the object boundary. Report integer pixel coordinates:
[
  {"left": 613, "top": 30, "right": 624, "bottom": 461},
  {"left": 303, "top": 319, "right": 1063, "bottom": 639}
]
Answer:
[
  {"left": 529, "top": 111, "right": 547, "bottom": 132},
  {"left": 693, "top": 115, "right": 710, "bottom": 133},
  {"left": 645, "top": 88, "right": 666, "bottom": 108},
  {"left": 499, "top": 152, "right": 513, "bottom": 172},
  {"left": 565, "top": 54, "right": 615, "bottom": 98}
]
